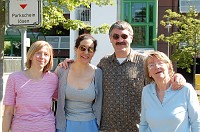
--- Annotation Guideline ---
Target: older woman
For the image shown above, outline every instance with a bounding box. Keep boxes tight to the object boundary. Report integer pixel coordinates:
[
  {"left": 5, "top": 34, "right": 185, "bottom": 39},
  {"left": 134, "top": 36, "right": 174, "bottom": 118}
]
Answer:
[{"left": 139, "top": 51, "right": 200, "bottom": 132}]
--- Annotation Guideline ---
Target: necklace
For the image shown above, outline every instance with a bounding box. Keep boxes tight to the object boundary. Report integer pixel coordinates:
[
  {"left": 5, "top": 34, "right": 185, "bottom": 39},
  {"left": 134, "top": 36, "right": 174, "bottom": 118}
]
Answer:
[
  {"left": 156, "top": 83, "right": 170, "bottom": 93},
  {"left": 156, "top": 89, "right": 165, "bottom": 103},
  {"left": 156, "top": 89, "right": 166, "bottom": 93}
]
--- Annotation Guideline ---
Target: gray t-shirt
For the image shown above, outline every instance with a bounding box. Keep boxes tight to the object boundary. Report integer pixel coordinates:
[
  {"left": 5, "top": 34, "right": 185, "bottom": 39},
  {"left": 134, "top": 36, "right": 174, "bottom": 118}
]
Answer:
[
  {"left": 64, "top": 80, "right": 96, "bottom": 121},
  {"left": 55, "top": 66, "right": 103, "bottom": 132}
]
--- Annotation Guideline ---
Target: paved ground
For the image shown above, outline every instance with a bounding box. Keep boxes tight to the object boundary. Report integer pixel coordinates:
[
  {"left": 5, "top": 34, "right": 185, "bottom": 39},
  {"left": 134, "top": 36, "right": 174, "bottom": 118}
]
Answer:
[{"left": 196, "top": 90, "right": 200, "bottom": 96}]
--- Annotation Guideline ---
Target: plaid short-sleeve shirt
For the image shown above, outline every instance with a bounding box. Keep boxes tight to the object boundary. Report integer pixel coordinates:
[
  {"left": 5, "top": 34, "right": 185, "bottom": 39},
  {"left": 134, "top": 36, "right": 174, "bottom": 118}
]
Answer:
[{"left": 98, "top": 50, "right": 147, "bottom": 132}]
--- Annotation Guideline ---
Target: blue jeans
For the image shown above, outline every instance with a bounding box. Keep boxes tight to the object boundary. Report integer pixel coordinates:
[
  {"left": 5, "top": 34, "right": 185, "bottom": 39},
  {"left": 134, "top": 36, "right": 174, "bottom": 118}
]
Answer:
[{"left": 56, "top": 119, "right": 98, "bottom": 132}]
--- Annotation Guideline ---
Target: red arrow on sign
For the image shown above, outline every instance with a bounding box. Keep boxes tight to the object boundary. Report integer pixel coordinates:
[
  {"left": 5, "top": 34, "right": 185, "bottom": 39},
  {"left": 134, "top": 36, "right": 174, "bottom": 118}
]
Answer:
[{"left": 20, "top": 4, "right": 27, "bottom": 9}]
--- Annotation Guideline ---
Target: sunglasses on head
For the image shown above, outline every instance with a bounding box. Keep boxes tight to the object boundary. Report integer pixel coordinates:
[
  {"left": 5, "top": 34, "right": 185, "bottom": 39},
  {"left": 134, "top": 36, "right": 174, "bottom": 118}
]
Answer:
[
  {"left": 78, "top": 45, "right": 95, "bottom": 53},
  {"left": 112, "top": 34, "right": 129, "bottom": 40}
]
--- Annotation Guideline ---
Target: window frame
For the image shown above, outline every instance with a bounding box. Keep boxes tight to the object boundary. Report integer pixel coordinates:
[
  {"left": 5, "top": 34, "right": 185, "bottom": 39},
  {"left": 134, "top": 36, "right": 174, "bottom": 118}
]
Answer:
[{"left": 120, "top": 0, "right": 157, "bottom": 49}]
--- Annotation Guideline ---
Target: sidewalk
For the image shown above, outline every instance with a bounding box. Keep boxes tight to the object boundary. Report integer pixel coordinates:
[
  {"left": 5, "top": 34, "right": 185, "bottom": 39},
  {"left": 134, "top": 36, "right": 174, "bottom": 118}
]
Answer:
[{"left": 196, "top": 90, "right": 200, "bottom": 96}]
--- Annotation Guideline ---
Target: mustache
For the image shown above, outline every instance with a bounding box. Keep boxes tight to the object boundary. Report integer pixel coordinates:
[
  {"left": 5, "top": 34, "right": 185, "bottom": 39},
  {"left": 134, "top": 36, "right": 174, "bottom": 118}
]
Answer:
[{"left": 116, "top": 42, "right": 126, "bottom": 45}]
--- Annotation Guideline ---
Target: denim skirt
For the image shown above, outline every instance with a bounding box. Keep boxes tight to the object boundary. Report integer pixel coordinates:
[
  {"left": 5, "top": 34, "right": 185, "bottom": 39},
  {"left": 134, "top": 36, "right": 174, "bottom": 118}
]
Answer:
[{"left": 56, "top": 119, "right": 98, "bottom": 132}]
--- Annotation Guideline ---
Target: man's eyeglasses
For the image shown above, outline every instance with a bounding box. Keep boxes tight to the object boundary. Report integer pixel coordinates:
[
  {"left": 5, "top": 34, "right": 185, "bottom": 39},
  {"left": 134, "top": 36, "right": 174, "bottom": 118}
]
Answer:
[
  {"left": 78, "top": 45, "right": 95, "bottom": 53},
  {"left": 112, "top": 34, "right": 128, "bottom": 40}
]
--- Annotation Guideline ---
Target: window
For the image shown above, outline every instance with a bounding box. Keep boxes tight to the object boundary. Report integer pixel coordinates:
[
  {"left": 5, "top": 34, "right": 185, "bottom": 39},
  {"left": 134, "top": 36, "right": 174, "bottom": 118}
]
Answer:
[
  {"left": 132, "top": 3, "right": 147, "bottom": 23},
  {"left": 179, "top": 0, "right": 200, "bottom": 13},
  {"left": 38, "top": 36, "right": 70, "bottom": 49},
  {"left": 121, "top": 0, "right": 157, "bottom": 49},
  {"left": 77, "top": 5, "right": 91, "bottom": 22}
]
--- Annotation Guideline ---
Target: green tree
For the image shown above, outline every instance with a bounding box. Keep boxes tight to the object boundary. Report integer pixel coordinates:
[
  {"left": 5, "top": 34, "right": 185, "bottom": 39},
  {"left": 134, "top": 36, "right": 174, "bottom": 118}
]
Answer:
[
  {"left": 157, "top": 8, "right": 200, "bottom": 85},
  {"left": 42, "top": 0, "right": 113, "bottom": 34},
  {"left": 4, "top": 41, "right": 11, "bottom": 56}
]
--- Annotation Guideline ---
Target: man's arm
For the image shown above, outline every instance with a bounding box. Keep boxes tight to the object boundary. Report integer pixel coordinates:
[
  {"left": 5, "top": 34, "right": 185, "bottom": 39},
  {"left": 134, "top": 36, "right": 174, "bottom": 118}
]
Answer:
[
  {"left": 171, "top": 73, "right": 186, "bottom": 90},
  {"left": 57, "top": 58, "right": 74, "bottom": 69}
]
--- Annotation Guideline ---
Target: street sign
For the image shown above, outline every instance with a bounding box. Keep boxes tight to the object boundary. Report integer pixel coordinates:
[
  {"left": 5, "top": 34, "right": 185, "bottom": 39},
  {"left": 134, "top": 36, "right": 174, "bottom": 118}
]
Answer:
[{"left": 8, "top": 0, "right": 42, "bottom": 27}]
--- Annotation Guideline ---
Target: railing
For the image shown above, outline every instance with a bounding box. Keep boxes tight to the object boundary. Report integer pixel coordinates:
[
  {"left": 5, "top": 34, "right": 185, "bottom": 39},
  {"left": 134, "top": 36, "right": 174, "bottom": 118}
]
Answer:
[
  {"left": 77, "top": 6, "right": 91, "bottom": 22},
  {"left": 3, "top": 57, "right": 65, "bottom": 73},
  {"left": 3, "top": 56, "right": 21, "bottom": 74}
]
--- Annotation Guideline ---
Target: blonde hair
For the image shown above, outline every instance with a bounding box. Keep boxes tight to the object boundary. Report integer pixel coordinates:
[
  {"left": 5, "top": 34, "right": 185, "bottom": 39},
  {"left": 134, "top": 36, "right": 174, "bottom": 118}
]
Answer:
[
  {"left": 144, "top": 51, "right": 174, "bottom": 82},
  {"left": 25, "top": 41, "right": 54, "bottom": 73}
]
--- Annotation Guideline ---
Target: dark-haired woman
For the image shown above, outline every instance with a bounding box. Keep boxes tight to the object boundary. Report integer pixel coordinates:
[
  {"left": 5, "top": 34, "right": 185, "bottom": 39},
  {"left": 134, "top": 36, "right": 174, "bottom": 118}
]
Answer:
[{"left": 55, "top": 34, "right": 103, "bottom": 132}]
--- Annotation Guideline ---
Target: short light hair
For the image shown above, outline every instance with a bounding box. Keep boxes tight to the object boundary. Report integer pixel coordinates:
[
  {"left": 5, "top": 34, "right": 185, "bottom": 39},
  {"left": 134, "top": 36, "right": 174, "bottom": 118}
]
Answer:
[
  {"left": 109, "top": 21, "right": 134, "bottom": 36},
  {"left": 144, "top": 51, "right": 174, "bottom": 82},
  {"left": 25, "top": 41, "right": 54, "bottom": 73}
]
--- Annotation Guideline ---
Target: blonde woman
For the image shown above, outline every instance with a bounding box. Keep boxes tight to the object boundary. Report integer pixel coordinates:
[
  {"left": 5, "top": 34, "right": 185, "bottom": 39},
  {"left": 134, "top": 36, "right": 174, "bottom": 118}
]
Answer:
[{"left": 2, "top": 41, "right": 58, "bottom": 132}]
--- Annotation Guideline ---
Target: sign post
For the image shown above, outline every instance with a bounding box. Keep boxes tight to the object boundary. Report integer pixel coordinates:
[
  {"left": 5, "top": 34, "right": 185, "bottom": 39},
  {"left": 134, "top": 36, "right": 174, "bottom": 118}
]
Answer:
[
  {"left": 19, "top": 28, "right": 27, "bottom": 70},
  {"left": 7, "top": 0, "right": 42, "bottom": 70}
]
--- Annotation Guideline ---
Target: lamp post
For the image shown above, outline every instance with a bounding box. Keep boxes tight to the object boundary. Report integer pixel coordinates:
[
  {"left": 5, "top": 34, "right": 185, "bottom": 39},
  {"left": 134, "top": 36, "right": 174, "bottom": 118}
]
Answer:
[{"left": 165, "top": 19, "right": 172, "bottom": 57}]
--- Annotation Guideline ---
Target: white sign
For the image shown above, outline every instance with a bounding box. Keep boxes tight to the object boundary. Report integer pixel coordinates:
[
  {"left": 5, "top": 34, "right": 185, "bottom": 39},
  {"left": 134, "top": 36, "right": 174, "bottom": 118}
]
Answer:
[
  {"left": 25, "top": 38, "right": 30, "bottom": 47},
  {"left": 8, "top": 0, "right": 42, "bottom": 27}
]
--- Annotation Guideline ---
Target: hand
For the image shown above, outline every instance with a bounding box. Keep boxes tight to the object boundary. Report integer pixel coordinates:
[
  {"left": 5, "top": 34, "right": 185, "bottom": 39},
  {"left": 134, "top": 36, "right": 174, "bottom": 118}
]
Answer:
[
  {"left": 171, "top": 73, "right": 186, "bottom": 90},
  {"left": 57, "top": 58, "right": 74, "bottom": 69}
]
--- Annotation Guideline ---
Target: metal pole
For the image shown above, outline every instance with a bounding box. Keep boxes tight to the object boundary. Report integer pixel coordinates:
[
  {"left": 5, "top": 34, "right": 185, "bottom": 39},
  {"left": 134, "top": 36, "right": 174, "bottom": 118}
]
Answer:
[
  {"left": 165, "top": 21, "right": 172, "bottom": 57},
  {"left": 167, "top": 43, "right": 169, "bottom": 57},
  {"left": 167, "top": 27, "right": 170, "bottom": 57},
  {"left": 20, "top": 28, "right": 27, "bottom": 70}
]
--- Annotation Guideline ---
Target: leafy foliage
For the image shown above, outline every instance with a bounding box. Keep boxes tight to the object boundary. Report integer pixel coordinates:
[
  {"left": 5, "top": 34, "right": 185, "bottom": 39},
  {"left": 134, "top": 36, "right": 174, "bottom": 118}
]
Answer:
[
  {"left": 42, "top": 0, "right": 113, "bottom": 34},
  {"left": 4, "top": 41, "right": 11, "bottom": 55},
  {"left": 157, "top": 8, "right": 200, "bottom": 73}
]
